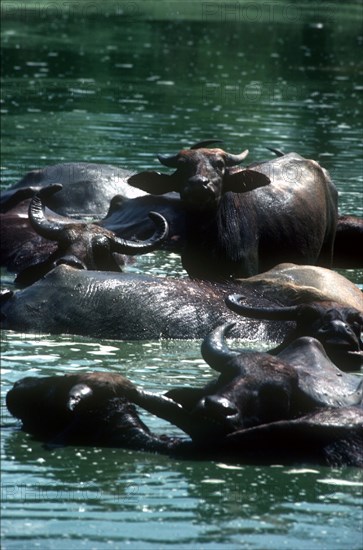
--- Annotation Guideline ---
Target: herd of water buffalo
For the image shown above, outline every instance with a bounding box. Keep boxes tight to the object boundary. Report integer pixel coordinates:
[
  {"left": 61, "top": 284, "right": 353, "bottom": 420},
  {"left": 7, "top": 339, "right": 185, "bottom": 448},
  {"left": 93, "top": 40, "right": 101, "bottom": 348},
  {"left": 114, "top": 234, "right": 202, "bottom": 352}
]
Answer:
[{"left": 1, "top": 141, "right": 362, "bottom": 466}]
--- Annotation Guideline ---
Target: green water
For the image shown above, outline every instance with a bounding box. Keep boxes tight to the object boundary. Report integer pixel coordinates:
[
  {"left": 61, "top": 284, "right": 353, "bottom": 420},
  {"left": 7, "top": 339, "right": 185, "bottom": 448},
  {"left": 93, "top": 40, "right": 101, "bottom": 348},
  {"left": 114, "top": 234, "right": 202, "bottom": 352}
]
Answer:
[{"left": 1, "top": 2, "right": 363, "bottom": 549}]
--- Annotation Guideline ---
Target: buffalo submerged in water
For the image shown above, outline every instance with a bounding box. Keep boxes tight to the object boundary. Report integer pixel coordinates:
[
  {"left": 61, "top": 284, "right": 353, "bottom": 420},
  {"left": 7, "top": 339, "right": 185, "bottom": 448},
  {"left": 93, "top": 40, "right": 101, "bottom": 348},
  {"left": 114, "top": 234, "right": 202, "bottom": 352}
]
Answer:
[
  {"left": 2, "top": 143, "right": 362, "bottom": 468},
  {"left": 6, "top": 327, "right": 363, "bottom": 467},
  {"left": 1, "top": 145, "right": 362, "bottom": 280},
  {"left": 1, "top": 263, "right": 362, "bottom": 371},
  {"left": 10, "top": 184, "right": 169, "bottom": 286},
  {"left": 128, "top": 143, "right": 338, "bottom": 279}
]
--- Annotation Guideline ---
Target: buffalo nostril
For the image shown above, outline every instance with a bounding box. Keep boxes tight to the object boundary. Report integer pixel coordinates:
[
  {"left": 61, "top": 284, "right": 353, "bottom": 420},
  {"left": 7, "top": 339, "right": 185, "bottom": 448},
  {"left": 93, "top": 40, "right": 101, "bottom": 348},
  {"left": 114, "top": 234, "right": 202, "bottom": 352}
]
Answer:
[
  {"left": 188, "top": 175, "right": 210, "bottom": 186},
  {"left": 318, "top": 320, "right": 354, "bottom": 337},
  {"left": 203, "top": 395, "right": 238, "bottom": 416},
  {"left": 183, "top": 180, "right": 215, "bottom": 203}
]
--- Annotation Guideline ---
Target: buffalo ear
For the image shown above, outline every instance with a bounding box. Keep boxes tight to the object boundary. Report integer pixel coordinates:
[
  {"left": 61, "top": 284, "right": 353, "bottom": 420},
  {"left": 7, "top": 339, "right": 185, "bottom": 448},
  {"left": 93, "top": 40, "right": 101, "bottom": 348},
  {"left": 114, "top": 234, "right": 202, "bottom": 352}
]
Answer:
[
  {"left": 127, "top": 171, "right": 177, "bottom": 195},
  {"left": 224, "top": 169, "right": 270, "bottom": 193}
]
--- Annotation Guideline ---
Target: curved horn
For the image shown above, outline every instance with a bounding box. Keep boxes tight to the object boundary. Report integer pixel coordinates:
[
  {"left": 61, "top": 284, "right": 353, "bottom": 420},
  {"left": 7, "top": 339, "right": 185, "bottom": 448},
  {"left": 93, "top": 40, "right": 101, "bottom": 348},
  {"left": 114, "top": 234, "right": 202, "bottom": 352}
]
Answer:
[
  {"left": 201, "top": 323, "right": 241, "bottom": 374},
  {"left": 190, "top": 139, "right": 224, "bottom": 150},
  {"left": 226, "top": 294, "right": 300, "bottom": 320},
  {"left": 223, "top": 149, "right": 249, "bottom": 166},
  {"left": 28, "top": 184, "right": 73, "bottom": 240},
  {"left": 157, "top": 140, "right": 227, "bottom": 167},
  {"left": 110, "top": 211, "right": 169, "bottom": 254},
  {"left": 0, "top": 186, "right": 41, "bottom": 213},
  {"left": 157, "top": 153, "right": 179, "bottom": 168},
  {"left": 266, "top": 146, "right": 285, "bottom": 157}
]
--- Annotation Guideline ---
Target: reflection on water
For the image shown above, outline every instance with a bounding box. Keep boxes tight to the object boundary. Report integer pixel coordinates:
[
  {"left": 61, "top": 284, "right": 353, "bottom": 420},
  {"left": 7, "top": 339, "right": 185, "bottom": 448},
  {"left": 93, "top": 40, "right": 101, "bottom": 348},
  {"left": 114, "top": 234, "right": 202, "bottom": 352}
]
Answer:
[
  {"left": 1, "top": 2, "right": 363, "bottom": 549},
  {"left": 2, "top": 421, "right": 363, "bottom": 549},
  {"left": 1, "top": 2, "right": 363, "bottom": 199}
]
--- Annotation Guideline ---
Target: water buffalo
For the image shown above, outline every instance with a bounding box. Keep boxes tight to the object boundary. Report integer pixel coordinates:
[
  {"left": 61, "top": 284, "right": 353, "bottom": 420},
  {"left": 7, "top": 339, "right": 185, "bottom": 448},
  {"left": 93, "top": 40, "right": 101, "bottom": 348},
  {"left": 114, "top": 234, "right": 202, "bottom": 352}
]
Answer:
[
  {"left": 1, "top": 162, "right": 145, "bottom": 218},
  {"left": 6, "top": 372, "right": 189, "bottom": 454},
  {"left": 13, "top": 185, "right": 168, "bottom": 286},
  {"left": 128, "top": 142, "right": 338, "bottom": 280},
  {"left": 131, "top": 326, "right": 362, "bottom": 439},
  {"left": 226, "top": 264, "right": 363, "bottom": 370},
  {"left": 6, "top": 360, "right": 362, "bottom": 466},
  {"left": 226, "top": 298, "right": 363, "bottom": 371},
  {"left": 0, "top": 264, "right": 288, "bottom": 341},
  {"left": 0, "top": 184, "right": 184, "bottom": 276},
  {"left": 129, "top": 326, "right": 362, "bottom": 466},
  {"left": 1, "top": 264, "right": 361, "bottom": 343}
]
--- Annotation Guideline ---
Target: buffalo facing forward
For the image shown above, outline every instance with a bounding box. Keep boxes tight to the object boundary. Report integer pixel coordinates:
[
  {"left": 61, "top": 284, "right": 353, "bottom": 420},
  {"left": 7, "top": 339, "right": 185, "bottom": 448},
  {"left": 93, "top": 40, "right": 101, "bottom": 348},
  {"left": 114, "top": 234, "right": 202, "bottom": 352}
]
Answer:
[{"left": 128, "top": 142, "right": 338, "bottom": 280}]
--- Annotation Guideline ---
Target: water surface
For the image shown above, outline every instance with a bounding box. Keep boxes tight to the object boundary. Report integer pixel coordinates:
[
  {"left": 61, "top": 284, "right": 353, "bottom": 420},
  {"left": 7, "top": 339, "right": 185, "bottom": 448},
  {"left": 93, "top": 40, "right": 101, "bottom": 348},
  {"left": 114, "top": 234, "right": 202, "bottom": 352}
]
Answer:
[{"left": 1, "top": 2, "right": 363, "bottom": 549}]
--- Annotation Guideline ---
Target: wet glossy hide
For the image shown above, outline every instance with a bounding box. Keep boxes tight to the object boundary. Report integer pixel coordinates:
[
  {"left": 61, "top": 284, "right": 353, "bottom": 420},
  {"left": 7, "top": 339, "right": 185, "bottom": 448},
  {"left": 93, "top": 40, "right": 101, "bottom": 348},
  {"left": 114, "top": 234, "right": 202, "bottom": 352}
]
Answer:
[
  {"left": 0, "top": 265, "right": 291, "bottom": 341},
  {"left": 129, "top": 147, "right": 338, "bottom": 279},
  {"left": 6, "top": 372, "right": 189, "bottom": 454},
  {"left": 1, "top": 162, "right": 145, "bottom": 217}
]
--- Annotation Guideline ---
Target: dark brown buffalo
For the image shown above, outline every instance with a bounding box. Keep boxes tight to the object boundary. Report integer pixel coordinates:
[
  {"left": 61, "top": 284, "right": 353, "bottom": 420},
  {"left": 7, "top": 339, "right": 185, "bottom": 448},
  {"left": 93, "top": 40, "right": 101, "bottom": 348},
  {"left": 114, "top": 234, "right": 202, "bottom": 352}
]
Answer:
[
  {"left": 131, "top": 326, "right": 362, "bottom": 439},
  {"left": 6, "top": 372, "right": 188, "bottom": 453},
  {"left": 12, "top": 185, "right": 168, "bottom": 286},
  {"left": 0, "top": 187, "right": 184, "bottom": 276},
  {"left": 130, "top": 326, "right": 362, "bottom": 465},
  {"left": 128, "top": 142, "right": 338, "bottom": 280},
  {"left": 226, "top": 298, "right": 363, "bottom": 371},
  {"left": 7, "top": 333, "right": 362, "bottom": 466}
]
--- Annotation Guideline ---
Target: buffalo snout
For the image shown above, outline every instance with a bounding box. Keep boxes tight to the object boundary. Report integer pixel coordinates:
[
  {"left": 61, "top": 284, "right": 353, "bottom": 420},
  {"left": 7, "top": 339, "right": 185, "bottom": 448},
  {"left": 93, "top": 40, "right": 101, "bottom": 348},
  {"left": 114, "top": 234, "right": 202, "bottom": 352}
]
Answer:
[
  {"left": 196, "top": 395, "right": 239, "bottom": 418},
  {"left": 317, "top": 319, "right": 362, "bottom": 351},
  {"left": 181, "top": 175, "right": 219, "bottom": 206},
  {"left": 190, "top": 394, "right": 241, "bottom": 437}
]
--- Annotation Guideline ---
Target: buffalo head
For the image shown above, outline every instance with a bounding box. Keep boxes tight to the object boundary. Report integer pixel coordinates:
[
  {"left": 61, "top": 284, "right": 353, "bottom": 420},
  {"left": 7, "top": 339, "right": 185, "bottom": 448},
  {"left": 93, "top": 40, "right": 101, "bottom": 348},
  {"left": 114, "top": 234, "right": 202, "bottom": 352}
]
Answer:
[
  {"left": 6, "top": 372, "right": 137, "bottom": 437},
  {"left": 130, "top": 324, "right": 362, "bottom": 445},
  {"left": 15, "top": 184, "right": 168, "bottom": 285},
  {"left": 6, "top": 372, "right": 194, "bottom": 454},
  {"left": 128, "top": 140, "right": 270, "bottom": 210},
  {"left": 130, "top": 324, "right": 307, "bottom": 443},
  {"left": 226, "top": 296, "right": 363, "bottom": 370}
]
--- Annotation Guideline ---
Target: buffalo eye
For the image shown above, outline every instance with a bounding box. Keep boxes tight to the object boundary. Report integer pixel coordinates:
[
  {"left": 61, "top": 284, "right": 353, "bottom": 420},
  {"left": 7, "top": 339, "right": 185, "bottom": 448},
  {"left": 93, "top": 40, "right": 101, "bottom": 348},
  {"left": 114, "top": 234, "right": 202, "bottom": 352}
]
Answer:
[
  {"left": 258, "top": 383, "right": 291, "bottom": 422},
  {"left": 214, "top": 158, "right": 225, "bottom": 172},
  {"left": 176, "top": 156, "right": 187, "bottom": 167}
]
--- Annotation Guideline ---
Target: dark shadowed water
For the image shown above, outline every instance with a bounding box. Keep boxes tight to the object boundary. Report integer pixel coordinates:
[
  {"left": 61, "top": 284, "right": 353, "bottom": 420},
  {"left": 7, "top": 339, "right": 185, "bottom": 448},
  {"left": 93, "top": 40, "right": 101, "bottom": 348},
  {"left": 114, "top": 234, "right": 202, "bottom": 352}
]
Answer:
[{"left": 1, "top": 2, "right": 363, "bottom": 549}]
